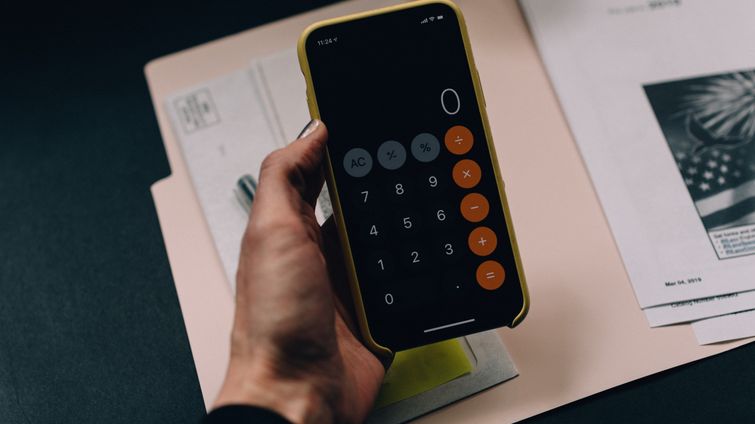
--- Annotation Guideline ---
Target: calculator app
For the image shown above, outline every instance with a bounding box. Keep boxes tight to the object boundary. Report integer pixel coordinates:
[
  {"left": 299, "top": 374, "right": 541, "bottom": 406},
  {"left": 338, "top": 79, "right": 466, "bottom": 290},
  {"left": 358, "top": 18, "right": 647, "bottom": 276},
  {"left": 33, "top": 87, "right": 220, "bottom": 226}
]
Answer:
[{"left": 305, "top": 2, "right": 526, "bottom": 350}]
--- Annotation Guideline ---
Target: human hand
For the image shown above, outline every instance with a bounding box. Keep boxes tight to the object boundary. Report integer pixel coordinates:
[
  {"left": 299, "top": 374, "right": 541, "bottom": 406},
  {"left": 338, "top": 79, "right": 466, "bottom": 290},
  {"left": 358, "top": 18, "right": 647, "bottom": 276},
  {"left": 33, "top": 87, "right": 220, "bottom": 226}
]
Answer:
[{"left": 214, "top": 120, "right": 388, "bottom": 424}]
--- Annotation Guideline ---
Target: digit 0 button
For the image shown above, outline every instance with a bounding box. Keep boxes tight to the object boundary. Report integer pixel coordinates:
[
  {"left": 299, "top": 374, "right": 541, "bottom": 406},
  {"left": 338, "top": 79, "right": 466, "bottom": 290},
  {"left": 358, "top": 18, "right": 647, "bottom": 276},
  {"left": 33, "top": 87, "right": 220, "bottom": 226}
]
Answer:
[
  {"left": 444, "top": 125, "right": 474, "bottom": 155},
  {"left": 460, "top": 193, "right": 490, "bottom": 222},
  {"left": 343, "top": 148, "right": 373, "bottom": 177},
  {"left": 468, "top": 226, "right": 497, "bottom": 256},
  {"left": 476, "top": 260, "right": 505, "bottom": 290},
  {"left": 452, "top": 159, "right": 482, "bottom": 189}
]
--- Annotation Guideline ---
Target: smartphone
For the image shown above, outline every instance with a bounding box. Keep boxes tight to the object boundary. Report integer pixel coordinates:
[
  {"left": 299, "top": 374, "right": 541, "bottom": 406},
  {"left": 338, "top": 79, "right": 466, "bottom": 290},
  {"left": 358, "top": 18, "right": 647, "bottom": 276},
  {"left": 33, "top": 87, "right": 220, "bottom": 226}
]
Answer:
[{"left": 298, "top": 0, "right": 528, "bottom": 355}]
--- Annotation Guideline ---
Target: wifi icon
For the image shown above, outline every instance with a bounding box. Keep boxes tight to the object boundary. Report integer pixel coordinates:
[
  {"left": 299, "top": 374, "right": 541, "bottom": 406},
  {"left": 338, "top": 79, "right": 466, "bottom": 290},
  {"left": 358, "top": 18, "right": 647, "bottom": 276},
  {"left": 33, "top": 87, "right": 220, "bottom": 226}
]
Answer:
[{"left": 429, "top": 16, "right": 435, "bottom": 22}]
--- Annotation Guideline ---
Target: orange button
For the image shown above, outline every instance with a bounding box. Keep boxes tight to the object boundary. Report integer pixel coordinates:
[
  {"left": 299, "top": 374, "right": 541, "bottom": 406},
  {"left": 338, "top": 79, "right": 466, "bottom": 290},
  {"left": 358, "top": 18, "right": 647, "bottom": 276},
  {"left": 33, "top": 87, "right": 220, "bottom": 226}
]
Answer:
[
  {"left": 452, "top": 159, "right": 481, "bottom": 189},
  {"left": 476, "top": 260, "right": 505, "bottom": 290},
  {"left": 468, "top": 226, "right": 497, "bottom": 256},
  {"left": 460, "top": 193, "right": 489, "bottom": 223},
  {"left": 445, "top": 125, "right": 474, "bottom": 155}
]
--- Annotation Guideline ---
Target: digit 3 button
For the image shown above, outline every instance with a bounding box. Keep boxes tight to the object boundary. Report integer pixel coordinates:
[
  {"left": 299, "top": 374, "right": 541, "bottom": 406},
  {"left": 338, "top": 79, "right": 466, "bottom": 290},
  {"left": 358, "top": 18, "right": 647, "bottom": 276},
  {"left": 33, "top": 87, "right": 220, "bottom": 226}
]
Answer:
[
  {"left": 460, "top": 193, "right": 490, "bottom": 222},
  {"left": 444, "top": 125, "right": 474, "bottom": 155},
  {"left": 468, "top": 226, "right": 497, "bottom": 256},
  {"left": 377, "top": 140, "right": 407, "bottom": 170},
  {"left": 343, "top": 148, "right": 373, "bottom": 177},
  {"left": 476, "top": 260, "right": 505, "bottom": 290},
  {"left": 411, "top": 133, "right": 441, "bottom": 162},
  {"left": 452, "top": 159, "right": 481, "bottom": 189}
]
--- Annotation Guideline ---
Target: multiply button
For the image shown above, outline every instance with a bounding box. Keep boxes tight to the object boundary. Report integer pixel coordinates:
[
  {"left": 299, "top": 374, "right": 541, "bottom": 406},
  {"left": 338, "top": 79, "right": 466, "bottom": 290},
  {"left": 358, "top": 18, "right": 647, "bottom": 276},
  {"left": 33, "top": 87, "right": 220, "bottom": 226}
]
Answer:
[
  {"left": 452, "top": 159, "right": 482, "bottom": 189},
  {"left": 468, "top": 226, "right": 497, "bottom": 256},
  {"left": 476, "top": 260, "right": 505, "bottom": 290},
  {"left": 343, "top": 148, "right": 373, "bottom": 178},
  {"left": 444, "top": 125, "right": 474, "bottom": 155},
  {"left": 411, "top": 133, "right": 441, "bottom": 163},
  {"left": 460, "top": 193, "right": 490, "bottom": 222},
  {"left": 377, "top": 140, "right": 406, "bottom": 170}
]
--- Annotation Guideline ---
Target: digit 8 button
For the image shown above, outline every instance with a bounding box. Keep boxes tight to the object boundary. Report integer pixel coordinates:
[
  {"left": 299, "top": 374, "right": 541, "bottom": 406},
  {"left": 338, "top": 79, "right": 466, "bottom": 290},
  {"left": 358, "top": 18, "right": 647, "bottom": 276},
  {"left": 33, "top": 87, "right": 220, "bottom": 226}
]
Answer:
[{"left": 452, "top": 159, "right": 482, "bottom": 189}]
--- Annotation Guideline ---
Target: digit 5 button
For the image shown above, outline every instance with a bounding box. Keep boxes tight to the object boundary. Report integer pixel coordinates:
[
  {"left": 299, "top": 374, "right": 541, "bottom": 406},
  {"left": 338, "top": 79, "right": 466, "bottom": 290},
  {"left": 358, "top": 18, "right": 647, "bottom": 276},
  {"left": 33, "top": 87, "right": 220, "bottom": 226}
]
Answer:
[
  {"left": 444, "top": 125, "right": 474, "bottom": 155},
  {"left": 452, "top": 159, "right": 481, "bottom": 189},
  {"left": 468, "top": 226, "right": 497, "bottom": 256}
]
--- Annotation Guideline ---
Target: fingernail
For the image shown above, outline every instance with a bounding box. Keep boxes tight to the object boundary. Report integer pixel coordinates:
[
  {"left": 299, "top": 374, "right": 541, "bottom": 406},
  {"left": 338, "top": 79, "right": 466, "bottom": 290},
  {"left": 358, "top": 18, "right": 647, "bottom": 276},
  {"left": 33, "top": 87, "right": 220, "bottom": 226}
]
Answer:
[{"left": 297, "top": 119, "right": 320, "bottom": 139}]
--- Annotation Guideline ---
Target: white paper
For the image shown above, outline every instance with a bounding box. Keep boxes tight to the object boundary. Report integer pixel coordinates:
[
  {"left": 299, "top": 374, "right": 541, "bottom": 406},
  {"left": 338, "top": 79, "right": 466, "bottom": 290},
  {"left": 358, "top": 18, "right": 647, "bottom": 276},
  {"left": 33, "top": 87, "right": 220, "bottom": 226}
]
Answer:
[
  {"left": 645, "top": 290, "right": 755, "bottom": 327},
  {"left": 166, "top": 68, "right": 286, "bottom": 288},
  {"left": 520, "top": 0, "right": 755, "bottom": 317},
  {"left": 693, "top": 309, "right": 755, "bottom": 345}
]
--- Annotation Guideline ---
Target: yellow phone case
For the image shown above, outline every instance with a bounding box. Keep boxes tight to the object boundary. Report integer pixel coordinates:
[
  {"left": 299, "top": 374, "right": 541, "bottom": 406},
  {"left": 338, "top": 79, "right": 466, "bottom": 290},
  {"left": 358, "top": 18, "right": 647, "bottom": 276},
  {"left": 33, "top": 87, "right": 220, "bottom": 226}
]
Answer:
[{"left": 297, "top": 0, "right": 529, "bottom": 356}]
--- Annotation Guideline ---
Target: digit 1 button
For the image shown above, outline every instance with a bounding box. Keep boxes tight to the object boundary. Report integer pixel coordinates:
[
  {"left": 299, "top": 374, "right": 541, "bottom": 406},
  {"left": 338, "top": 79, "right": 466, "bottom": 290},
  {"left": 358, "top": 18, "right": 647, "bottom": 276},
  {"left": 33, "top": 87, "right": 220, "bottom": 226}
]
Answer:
[
  {"left": 411, "top": 133, "right": 441, "bottom": 163},
  {"left": 476, "top": 260, "right": 505, "bottom": 290},
  {"left": 452, "top": 159, "right": 481, "bottom": 189},
  {"left": 365, "top": 251, "right": 394, "bottom": 279},
  {"left": 468, "top": 226, "right": 497, "bottom": 256},
  {"left": 460, "top": 193, "right": 490, "bottom": 222},
  {"left": 343, "top": 148, "right": 373, "bottom": 178},
  {"left": 444, "top": 125, "right": 474, "bottom": 155}
]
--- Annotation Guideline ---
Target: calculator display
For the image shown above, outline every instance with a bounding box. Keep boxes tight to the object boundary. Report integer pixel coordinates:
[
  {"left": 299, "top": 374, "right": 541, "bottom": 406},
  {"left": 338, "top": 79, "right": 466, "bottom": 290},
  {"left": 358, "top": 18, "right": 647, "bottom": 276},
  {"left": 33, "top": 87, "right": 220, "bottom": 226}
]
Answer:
[{"left": 303, "top": 2, "right": 527, "bottom": 351}]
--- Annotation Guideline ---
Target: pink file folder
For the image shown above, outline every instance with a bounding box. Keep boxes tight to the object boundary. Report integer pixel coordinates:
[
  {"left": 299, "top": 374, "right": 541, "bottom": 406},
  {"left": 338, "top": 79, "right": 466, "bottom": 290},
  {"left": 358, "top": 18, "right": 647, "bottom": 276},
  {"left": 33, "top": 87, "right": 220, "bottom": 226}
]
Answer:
[{"left": 144, "top": 0, "right": 752, "bottom": 421}]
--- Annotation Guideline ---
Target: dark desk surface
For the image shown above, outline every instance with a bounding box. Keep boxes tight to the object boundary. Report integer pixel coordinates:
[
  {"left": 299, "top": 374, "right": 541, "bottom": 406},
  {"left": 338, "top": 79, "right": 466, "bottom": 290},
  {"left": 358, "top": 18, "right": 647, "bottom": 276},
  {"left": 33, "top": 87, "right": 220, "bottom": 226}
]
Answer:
[{"left": 1, "top": 1, "right": 753, "bottom": 422}]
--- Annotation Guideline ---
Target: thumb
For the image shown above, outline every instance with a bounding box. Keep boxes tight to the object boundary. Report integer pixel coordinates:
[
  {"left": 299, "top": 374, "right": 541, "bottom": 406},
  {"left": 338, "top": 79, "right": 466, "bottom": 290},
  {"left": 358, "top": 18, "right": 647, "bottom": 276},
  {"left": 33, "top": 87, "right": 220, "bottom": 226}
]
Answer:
[{"left": 255, "top": 120, "right": 328, "bottom": 211}]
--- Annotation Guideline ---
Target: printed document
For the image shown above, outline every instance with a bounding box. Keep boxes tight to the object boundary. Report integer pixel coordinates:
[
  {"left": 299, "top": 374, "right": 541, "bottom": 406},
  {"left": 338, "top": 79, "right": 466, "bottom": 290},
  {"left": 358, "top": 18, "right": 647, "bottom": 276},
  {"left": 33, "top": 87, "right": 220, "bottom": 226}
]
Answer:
[{"left": 521, "top": 0, "right": 755, "bottom": 331}]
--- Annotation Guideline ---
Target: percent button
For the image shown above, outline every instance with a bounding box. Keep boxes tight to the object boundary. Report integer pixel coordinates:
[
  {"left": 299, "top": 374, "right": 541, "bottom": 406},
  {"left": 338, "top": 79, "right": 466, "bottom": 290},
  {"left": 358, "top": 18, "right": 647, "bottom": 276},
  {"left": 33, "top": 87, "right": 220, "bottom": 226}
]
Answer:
[{"left": 411, "top": 133, "right": 441, "bottom": 163}]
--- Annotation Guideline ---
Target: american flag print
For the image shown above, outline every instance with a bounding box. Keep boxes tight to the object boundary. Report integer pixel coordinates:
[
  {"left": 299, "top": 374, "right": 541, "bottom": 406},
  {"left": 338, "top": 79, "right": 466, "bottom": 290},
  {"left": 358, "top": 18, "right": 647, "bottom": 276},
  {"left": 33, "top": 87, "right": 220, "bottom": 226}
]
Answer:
[{"left": 645, "top": 70, "right": 755, "bottom": 259}]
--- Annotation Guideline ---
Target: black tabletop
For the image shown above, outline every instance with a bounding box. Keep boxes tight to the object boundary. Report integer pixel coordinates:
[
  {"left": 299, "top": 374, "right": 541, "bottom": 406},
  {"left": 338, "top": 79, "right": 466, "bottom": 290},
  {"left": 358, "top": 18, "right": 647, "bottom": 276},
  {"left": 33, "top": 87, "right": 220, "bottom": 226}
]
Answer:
[{"left": 1, "top": 1, "right": 753, "bottom": 423}]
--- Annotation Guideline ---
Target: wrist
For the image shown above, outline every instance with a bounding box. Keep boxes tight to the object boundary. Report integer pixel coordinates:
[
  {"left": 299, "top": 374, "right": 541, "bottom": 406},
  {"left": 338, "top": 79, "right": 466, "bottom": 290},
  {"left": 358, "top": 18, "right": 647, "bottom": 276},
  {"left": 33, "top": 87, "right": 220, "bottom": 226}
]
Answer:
[{"left": 214, "top": 358, "right": 334, "bottom": 424}]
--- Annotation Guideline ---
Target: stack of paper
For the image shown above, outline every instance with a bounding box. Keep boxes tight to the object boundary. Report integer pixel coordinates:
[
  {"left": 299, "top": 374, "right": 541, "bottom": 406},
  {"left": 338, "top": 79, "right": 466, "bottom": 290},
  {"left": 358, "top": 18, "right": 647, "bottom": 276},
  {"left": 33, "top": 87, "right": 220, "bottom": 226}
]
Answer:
[{"left": 520, "top": 0, "right": 755, "bottom": 343}]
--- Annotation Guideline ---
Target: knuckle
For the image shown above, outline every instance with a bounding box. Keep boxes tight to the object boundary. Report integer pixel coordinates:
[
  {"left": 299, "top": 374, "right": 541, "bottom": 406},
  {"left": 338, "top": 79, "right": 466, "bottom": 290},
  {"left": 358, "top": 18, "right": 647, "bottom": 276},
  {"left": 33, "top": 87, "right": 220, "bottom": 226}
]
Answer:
[{"left": 260, "top": 148, "right": 289, "bottom": 174}]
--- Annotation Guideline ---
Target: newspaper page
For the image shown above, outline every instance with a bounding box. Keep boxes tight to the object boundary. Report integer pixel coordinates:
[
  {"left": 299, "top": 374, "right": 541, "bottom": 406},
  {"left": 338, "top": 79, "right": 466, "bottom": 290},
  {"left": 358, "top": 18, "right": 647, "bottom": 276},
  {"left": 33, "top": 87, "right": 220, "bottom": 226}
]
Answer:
[{"left": 520, "top": 0, "right": 755, "bottom": 329}]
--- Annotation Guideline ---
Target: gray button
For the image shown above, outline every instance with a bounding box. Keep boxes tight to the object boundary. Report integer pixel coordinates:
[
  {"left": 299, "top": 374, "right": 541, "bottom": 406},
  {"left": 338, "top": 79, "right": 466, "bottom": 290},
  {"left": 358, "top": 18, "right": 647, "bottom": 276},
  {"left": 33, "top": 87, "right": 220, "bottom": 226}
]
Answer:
[
  {"left": 343, "top": 148, "right": 373, "bottom": 177},
  {"left": 377, "top": 140, "right": 407, "bottom": 170},
  {"left": 411, "top": 133, "right": 441, "bottom": 163}
]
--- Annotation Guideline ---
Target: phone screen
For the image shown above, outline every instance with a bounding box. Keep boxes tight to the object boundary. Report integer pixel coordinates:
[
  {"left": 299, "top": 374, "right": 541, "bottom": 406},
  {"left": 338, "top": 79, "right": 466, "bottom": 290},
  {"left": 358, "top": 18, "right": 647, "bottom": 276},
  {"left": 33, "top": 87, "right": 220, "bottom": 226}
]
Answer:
[{"left": 304, "top": 2, "right": 525, "bottom": 350}]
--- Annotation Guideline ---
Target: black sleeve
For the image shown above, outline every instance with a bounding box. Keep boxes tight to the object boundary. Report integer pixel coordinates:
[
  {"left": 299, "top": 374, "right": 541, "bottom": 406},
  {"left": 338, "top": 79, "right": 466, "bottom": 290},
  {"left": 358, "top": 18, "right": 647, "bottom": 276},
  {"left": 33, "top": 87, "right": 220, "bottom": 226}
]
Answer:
[{"left": 202, "top": 405, "right": 291, "bottom": 424}]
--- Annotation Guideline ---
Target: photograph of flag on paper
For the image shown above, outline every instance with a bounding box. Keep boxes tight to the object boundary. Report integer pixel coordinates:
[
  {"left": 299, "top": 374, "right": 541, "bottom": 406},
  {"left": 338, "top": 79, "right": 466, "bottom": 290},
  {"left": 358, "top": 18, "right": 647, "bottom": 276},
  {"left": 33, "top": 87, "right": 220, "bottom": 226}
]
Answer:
[{"left": 645, "top": 70, "right": 755, "bottom": 259}]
